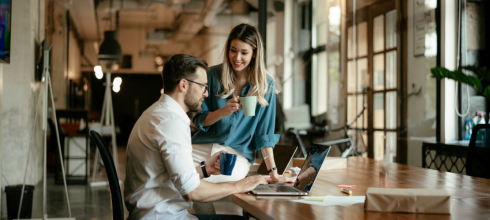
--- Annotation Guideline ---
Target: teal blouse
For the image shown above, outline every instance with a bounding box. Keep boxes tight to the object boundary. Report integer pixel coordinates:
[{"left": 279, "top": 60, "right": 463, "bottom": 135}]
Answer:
[{"left": 192, "top": 64, "right": 281, "bottom": 163}]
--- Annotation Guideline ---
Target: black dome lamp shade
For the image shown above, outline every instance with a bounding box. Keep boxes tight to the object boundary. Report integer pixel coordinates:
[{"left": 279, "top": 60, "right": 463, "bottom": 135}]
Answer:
[{"left": 98, "top": 31, "right": 122, "bottom": 72}]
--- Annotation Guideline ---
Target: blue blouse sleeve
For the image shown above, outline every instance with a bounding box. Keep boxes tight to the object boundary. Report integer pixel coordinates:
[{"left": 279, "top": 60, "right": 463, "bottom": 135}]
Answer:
[
  {"left": 309, "top": 150, "right": 328, "bottom": 171},
  {"left": 192, "top": 68, "right": 216, "bottom": 132},
  {"left": 253, "top": 78, "right": 281, "bottom": 150}
]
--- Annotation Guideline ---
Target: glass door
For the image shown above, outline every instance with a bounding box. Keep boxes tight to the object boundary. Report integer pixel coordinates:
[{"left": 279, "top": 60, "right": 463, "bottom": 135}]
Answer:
[
  {"left": 372, "top": 8, "right": 398, "bottom": 160},
  {"left": 346, "top": 0, "right": 399, "bottom": 161}
]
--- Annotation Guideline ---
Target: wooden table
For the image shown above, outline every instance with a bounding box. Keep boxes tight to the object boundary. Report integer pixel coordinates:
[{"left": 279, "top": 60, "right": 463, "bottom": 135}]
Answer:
[{"left": 228, "top": 157, "right": 490, "bottom": 220}]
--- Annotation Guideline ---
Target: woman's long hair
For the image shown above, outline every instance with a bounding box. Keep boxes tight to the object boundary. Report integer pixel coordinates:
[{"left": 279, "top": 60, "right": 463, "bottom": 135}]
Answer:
[{"left": 219, "top": 23, "right": 273, "bottom": 107}]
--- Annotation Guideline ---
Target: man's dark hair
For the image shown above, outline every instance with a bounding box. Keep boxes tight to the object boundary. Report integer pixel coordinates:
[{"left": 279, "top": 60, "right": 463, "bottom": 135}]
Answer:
[{"left": 162, "top": 54, "right": 209, "bottom": 93}]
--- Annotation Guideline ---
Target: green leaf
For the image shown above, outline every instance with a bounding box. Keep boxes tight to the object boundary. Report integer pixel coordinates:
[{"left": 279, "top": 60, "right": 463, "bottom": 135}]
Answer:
[
  {"left": 431, "top": 65, "right": 490, "bottom": 100},
  {"left": 484, "top": 87, "right": 490, "bottom": 101},
  {"left": 430, "top": 66, "right": 486, "bottom": 93}
]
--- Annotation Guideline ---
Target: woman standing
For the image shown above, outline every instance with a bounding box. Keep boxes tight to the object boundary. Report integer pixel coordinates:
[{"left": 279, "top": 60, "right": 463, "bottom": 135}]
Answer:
[{"left": 192, "top": 23, "right": 282, "bottom": 184}]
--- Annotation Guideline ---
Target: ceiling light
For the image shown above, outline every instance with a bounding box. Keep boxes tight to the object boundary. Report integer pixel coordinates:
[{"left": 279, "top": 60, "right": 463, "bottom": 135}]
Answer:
[
  {"left": 155, "top": 56, "right": 164, "bottom": 65},
  {"left": 98, "top": 31, "right": 122, "bottom": 72},
  {"left": 113, "top": 85, "right": 120, "bottom": 93},
  {"left": 157, "top": 65, "right": 163, "bottom": 72},
  {"left": 113, "top": 77, "right": 122, "bottom": 87},
  {"left": 94, "top": 65, "right": 102, "bottom": 72},
  {"left": 95, "top": 71, "right": 103, "bottom": 79},
  {"left": 99, "top": 31, "right": 122, "bottom": 61}
]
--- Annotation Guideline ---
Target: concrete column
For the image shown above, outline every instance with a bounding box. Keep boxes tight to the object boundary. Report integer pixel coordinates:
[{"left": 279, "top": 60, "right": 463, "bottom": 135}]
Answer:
[
  {"left": 0, "top": 63, "right": 3, "bottom": 217},
  {"left": 1, "top": 0, "right": 45, "bottom": 205}
]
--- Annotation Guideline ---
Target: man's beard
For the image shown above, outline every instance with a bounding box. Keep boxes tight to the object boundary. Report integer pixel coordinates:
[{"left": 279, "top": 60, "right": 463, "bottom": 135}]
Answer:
[{"left": 184, "top": 90, "right": 202, "bottom": 113}]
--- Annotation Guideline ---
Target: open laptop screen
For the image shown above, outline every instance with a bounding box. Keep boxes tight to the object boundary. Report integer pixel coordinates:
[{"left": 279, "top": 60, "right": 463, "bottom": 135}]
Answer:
[
  {"left": 257, "top": 145, "right": 298, "bottom": 175},
  {"left": 294, "top": 146, "right": 331, "bottom": 191}
]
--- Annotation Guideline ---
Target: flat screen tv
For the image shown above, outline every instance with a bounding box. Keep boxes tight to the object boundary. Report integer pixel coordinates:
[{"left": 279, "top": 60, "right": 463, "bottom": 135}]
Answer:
[{"left": 0, "top": 0, "right": 10, "bottom": 63}]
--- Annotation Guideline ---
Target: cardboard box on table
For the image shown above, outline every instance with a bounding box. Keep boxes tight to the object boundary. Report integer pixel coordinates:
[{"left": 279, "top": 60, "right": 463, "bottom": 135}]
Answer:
[{"left": 365, "top": 188, "right": 451, "bottom": 214}]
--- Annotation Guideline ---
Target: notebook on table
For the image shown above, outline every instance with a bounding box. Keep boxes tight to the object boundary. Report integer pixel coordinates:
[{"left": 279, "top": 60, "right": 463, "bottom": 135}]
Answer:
[
  {"left": 251, "top": 145, "right": 331, "bottom": 196},
  {"left": 248, "top": 145, "right": 298, "bottom": 176}
]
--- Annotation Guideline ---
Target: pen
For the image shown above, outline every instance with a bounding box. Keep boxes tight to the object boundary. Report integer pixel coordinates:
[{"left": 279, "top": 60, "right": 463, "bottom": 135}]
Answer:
[
  {"left": 305, "top": 198, "right": 327, "bottom": 202},
  {"left": 340, "top": 188, "right": 352, "bottom": 195}
]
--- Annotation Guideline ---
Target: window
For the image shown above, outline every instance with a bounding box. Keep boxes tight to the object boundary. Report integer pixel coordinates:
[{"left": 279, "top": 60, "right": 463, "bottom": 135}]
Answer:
[{"left": 311, "top": 0, "right": 341, "bottom": 118}]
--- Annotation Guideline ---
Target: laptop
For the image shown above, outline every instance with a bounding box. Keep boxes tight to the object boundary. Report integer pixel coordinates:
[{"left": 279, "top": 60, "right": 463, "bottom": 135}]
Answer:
[
  {"left": 248, "top": 145, "right": 298, "bottom": 176},
  {"left": 251, "top": 145, "right": 331, "bottom": 195}
]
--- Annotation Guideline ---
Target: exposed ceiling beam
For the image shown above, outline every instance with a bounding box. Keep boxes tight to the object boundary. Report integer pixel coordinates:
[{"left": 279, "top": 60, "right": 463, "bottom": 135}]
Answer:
[{"left": 70, "top": 0, "right": 98, "bottom": 41}]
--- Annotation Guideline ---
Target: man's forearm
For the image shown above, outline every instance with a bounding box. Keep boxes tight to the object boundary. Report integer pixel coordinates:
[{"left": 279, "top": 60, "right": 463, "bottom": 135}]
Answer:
[{"left": 184, "top": 180, "right": 238, "bottom": 202}]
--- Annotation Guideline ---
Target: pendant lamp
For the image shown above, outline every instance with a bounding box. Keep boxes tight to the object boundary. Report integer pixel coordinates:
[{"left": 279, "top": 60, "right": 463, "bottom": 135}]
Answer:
[{"left": 98, "top": 30, "right": 122, "bottom": 72}]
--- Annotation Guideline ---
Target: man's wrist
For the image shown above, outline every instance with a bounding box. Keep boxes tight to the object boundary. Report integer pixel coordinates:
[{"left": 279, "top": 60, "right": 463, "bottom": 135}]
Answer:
[{"left": 201, "top": 161, "right": 209, "bottom": 178}]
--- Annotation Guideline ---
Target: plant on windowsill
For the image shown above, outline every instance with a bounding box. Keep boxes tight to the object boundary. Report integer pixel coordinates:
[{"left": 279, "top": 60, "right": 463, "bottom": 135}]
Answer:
[{"left": 430, "top": 65, "right": 490, "bottom": 100}]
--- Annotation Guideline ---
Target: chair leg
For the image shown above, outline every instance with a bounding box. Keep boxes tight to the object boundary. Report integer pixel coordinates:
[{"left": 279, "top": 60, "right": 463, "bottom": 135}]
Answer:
[{"left": 242, "top": 210, "right": 258, "bottom": 220}]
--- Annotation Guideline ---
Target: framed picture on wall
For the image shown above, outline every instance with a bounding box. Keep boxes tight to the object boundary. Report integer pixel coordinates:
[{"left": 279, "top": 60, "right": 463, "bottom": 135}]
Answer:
[{"left": 0, "top": 0, "right": 10, "bottom": 63}]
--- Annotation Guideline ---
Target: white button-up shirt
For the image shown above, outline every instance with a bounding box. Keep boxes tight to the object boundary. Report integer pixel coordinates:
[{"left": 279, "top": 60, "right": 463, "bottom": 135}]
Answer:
[{"left": 124, "top": 94, "right": 200, "bottom": 220}]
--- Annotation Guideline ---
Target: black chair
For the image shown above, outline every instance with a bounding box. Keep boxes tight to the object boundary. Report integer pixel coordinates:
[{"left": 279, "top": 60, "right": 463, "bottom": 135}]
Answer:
[
  {"left": 466, "top": 124, "right": 490, "bottom": 178},
  {"left": 89, "top": 130, "right": 124, "bottom": 219},
  {"left": 54, "top": 109, "right": 90, "bottom": 184}
]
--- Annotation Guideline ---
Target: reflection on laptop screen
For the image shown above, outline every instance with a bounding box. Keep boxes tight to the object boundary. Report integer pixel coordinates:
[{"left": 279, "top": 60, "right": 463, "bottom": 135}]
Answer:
[{"left": 294, "top": 146, "right": 331, "bottom": 191}]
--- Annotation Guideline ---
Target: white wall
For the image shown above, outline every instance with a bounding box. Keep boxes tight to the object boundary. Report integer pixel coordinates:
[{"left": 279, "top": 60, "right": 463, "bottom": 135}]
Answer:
[
  {"left": 68, "top": 30, "right": 81, "bottom": 80},
  {"left": 405, "top": 1, "right": 437, "bottom": 167},
  {"left": 50, "top": 2, "right": 68, "bottom": 108},
  {"left": 440, "top": 0, "right": 458, "bottom": 143},
  {"left": 1, "top": 0, "right": 45, "bottom": 216},
  {"left": 48, "top": 2, "right": 83, "bottom": 109}
]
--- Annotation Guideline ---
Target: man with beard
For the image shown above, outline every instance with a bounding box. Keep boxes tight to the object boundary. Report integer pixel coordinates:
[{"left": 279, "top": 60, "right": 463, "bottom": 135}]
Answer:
[{"left": 124, "top": 54, "right": 267, "bottom": 220}]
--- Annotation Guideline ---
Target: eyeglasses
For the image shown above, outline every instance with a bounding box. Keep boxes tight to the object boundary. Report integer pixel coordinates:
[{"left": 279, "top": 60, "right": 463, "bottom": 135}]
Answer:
[{"left": 186, "top": 79, "right": 208, "bottom": 94}]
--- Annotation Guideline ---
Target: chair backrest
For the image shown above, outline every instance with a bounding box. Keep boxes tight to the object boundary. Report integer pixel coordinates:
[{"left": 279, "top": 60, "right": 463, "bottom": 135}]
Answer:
[
  {"left": 466, "top": 124, "right": 490, "bottom": 178},
  {"left": 89, "top": 130, "right": 124, "bottom": 219},
  {"left": 283, "top": 104, "right": 311, "bottom": 130}
]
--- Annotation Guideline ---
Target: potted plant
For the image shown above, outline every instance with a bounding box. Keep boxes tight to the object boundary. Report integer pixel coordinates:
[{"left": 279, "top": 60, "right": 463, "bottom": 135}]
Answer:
[
  {"left": 431, "top": 65, "right": 490, "bottom": 139},
  {"left": 430, "top": 65, "right": 490, "bottom": 100}
]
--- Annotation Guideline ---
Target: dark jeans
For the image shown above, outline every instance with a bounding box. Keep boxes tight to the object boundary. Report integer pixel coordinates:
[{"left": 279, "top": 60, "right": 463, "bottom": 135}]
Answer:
[{"left": 192, "top": 214, "right": 244, "bottom": 220}]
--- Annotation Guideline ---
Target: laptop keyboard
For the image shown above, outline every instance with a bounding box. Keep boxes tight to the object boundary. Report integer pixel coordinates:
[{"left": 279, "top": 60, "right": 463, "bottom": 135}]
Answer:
[{"left": 271, "top": 186, "right": 302, "bottom": 192}]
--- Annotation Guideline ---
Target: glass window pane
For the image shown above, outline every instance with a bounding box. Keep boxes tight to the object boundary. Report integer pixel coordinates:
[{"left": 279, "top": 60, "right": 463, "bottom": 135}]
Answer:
[
  {"left": 328, "top": 52, "right": 340, "bottom": 125},
  {"left": 357, "top": 95, "right": 364, "bottom": 128},
  {"left": 364, "top": 94, "right": 368, "bottom": 128},
  {"left": 362, "top": 131, "right": 368, "bottom": 156},
  {"left": 386, "top": 91, "right": 397, "bottom": 129},
  {"left": 347, "top": 95, "right": 356, "bottom": 124},
  {"left": 348, "top": 26, "right": 353, "bottom": 59},
  {"left": 357, "top": 58, "right": 368, "bottom": 92},
  {"left": 373, "top": 54, "right": 385, "bottom": 90},
  {"left": 347, "top": 60, "right": 357, "bottom": 92},
  {"left": 328, "top": 5, "right": 341, "bottom": 37},
  {"left": 374, "top": 131, "right": 385, "bottom": 160},
  {"left": 374, "top": 93, "right": 384, "bottom": 129},
  {"left": 386, "top": 51, "right": 397, "bottom": 89},
  {"left": 348, "top": 130, "right": 357, "bottom": 151},
  {"left": 373, "top": 14, "right": 384, "bottom": 53},
  {"left": 386, "top": 10, "right": 397, "bottom": 49},
  {"left": 315, "top": 0, "right": 327, "bottom": 24},
  {"left": 386, "top": 132, "right": 397, "bottom": 157},
  {"left": 316, "top": 51, "right": 327, "bottom": 115},
  {"left": 357, "top": 22, "right": 368, "bottom": 57}
]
